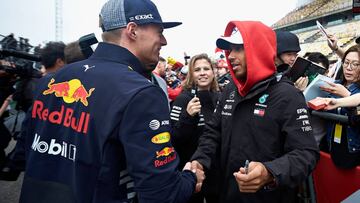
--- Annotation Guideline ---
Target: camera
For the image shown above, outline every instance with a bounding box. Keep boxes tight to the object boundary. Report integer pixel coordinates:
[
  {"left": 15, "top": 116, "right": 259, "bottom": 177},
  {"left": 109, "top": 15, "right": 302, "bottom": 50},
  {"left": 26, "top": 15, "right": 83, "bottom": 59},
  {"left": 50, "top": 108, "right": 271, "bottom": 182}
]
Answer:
[
  {"left": 0, "top": 34, "right": 42, "bottom": 79},
  {"left": 79, "top": 33, "right": 98, "bottom": 58}
]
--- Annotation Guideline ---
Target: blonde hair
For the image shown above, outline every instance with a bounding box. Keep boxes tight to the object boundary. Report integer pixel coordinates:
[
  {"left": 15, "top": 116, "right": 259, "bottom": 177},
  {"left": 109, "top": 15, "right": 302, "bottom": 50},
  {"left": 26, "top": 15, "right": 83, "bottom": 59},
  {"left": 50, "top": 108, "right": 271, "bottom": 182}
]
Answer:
[
  {"left": 101, "top": 29, "right": 123, "bottom": 42},
  {"left": 183, "top": 53, "right": 219, "bottom": 92}
]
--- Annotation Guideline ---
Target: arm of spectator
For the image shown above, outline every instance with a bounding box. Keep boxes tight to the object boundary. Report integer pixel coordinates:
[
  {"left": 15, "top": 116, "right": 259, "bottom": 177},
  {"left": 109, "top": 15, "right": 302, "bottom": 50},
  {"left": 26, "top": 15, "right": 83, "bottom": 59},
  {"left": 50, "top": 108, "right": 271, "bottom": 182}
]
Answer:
[
  {"left": 322, "top": 93, "right": 360, "bottom": 110},
  {"left": 233, "top": 161, "right": 274, "bottom": 193},
  {"left": 0, "top": 95, "right": 12, "bottom": 117},
  {"left": 320, "top": 81, "right": 350, "bottom": 97},
  {"left": 294, "top": 76, "right": 308, "bottom": 92},
  {"left": 327, "top": 34, "right": 345, "bottom": 59}
]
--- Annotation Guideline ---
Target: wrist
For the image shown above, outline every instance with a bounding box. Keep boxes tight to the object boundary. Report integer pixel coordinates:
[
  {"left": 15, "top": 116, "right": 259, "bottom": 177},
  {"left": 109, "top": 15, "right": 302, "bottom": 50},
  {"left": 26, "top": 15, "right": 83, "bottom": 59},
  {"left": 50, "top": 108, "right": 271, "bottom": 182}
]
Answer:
[
  {"left": 263, "top": 177, "right": 277, "bottom": 190},
  {"left": 333, "top": 46, "right": 338, "bottom": 51}
]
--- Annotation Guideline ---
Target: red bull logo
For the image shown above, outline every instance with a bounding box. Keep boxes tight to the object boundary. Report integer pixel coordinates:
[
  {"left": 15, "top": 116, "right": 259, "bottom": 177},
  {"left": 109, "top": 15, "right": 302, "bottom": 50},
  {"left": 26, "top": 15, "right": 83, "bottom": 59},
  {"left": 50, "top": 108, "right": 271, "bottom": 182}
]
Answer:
[
  {"left": 32, "top": 100, "right": 90, "bottom": 134},
  {"left": 154, "top": 153, "right": 176, "bottom": 168},
  {"left": 43, "top": 78, "right": 95, "bottom": 106},
  {"left": 156, "top": 147, "right": 175, "bottom": 158}
]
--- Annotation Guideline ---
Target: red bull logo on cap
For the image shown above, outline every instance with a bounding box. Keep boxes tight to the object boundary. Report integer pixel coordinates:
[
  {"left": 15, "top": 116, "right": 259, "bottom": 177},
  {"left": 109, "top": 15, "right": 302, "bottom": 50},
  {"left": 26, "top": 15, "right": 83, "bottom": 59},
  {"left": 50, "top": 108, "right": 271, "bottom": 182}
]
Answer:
[{"left": 43, "top": 78, "right": 95, "bottom": 106}]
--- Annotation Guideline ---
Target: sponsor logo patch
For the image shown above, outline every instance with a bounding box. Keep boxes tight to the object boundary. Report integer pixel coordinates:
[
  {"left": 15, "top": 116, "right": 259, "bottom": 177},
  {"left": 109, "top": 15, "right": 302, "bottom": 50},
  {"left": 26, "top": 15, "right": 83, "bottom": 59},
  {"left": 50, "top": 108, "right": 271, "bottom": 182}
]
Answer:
[
  {"left": 254, "top": 108, "right": 265, "bottom": 117},
  {"left": 154, "top": 147, "right": 176, "bottom": 167},
  {"left": 154, "top": 153, "right": 176, "bottom": 168},
  {"left": 156, "top": 147, "right": 175, "bottom": 158},
  {"left": 259, "top": 94, "right": 269, "bottom": 104},
  {"left": 31, "top": 133, "right": 76, "bottom": 161},
  {"left": 151, "top": 132, "right": 171, "bottom": 144},
  {"left": 43, "top": 78, "right": 95, "bottom": 106},
  {"left": 32, "top": 100, "right": 90, "bottom": 134},
  {"left": 149, "top": 119, "right": 160, "bottom": 130}
]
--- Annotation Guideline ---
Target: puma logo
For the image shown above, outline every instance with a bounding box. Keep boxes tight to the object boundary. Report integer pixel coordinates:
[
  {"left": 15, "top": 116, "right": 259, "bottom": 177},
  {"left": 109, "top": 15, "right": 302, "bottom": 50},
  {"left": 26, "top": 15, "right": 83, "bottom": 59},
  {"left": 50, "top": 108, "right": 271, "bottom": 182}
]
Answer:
[{"left": 83, "top": 64, "right": 95, "bottom": 72}]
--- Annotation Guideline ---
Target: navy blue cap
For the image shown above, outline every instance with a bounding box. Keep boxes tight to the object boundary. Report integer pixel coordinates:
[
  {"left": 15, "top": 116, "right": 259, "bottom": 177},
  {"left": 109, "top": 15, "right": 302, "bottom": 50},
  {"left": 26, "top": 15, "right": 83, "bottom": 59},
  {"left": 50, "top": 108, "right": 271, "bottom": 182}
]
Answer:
[{"left": 100, "top": 0, "right": 182, "bottom": 32}]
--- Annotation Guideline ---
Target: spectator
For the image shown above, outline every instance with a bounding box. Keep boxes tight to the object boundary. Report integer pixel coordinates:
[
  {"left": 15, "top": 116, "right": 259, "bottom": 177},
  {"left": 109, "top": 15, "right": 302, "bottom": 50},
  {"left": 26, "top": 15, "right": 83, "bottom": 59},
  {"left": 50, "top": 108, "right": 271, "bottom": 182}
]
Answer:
[
  {"left": 320, "top": 44, "right": 360, "bottom": 169},
  {"left": 0, "top": 95, "right": 12, "bottom": 169},
  {"left": 214, "top": 49, "right": 231, "bottom": 91},
  {"left": 152, "top": 56, "right": 167, "bottom": 78},
  {"left": 16, "top": 0, "right": 204, "bottom": 202},
  {"left": 39, "top": 41, "right": 65, "bottom": 75},
  {"left": 170, "top": 53, "right": 220, "bottom": 203},
  {"left": 177, "top": 65, "right": 188, "bottom": 81},
  {"left": 327, "top": 35, "right": 360, "bottom": 79},
  {"left": 151, "top": 58, "right": 170, "bottom": 108},
  {"left": 275, "top": 30, "right": 300, "bottom": 69},
  {"left": 303, "top": 52, "right": 330, "bottom": 147},
  {"left": 64, "top": 40, "right": 87, "bottom": 64},
  {"left": 191, "top": 21, "right": 319, "bottom": 202}
]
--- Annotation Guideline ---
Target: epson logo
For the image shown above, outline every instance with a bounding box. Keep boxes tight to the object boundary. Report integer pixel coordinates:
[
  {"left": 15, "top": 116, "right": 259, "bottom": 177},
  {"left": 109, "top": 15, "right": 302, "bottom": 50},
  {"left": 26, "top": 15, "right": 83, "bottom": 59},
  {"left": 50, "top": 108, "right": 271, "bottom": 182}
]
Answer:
[
  {"left": 31, "top": 133, "right": 76, "bottom": 161},
  {"left": 134, "top": 14, "right": 153, "bottom": 20}
]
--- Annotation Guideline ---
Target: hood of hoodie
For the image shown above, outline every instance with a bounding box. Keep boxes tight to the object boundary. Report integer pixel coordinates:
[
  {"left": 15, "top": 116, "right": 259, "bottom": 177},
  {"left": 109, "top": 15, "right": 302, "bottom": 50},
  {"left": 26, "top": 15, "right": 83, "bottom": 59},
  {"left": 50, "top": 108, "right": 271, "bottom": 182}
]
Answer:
[{"left": 222, "top": 21, "right": 276, "bottom": 96}]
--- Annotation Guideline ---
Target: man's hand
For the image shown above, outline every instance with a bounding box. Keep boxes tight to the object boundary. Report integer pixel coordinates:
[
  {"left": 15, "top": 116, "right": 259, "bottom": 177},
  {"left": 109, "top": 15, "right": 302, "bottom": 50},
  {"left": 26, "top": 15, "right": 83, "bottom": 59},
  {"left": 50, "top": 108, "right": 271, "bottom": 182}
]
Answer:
[
  {"left": 233, "top": 161, "right": 274, "bottom": 193},
  {"left": 186, "top": 97, "right": 201, "bottom": 116},
  {"left": 185, "top": 160, "right": 205, "bottom": 193}
]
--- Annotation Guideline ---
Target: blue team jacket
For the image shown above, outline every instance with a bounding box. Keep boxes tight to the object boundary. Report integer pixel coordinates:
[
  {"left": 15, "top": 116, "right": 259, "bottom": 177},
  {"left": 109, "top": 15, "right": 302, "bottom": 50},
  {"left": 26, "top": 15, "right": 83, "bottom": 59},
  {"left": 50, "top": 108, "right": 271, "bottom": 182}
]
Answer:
[{"left": 19, "top": 42, "right": 195, "bottom": 203}]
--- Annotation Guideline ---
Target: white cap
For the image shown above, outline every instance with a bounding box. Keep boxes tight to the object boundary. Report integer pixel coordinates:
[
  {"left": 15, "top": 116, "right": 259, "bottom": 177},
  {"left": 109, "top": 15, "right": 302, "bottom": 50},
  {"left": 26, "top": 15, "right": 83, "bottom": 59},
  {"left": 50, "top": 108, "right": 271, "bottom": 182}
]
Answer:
[
  {"left": 216, "top": 27, "right": 243, "bottom": 50},
  {"left": 180, "top": 66, "right": 188, "bottom": 75}
]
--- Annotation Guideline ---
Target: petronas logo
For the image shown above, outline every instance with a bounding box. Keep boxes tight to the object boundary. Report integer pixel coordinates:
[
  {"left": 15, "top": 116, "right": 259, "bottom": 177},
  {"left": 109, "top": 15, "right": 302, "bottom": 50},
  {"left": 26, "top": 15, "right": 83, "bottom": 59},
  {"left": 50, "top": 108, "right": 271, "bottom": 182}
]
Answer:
[{"left": 259, "top": 94, "right": 269, "bottom": 104}]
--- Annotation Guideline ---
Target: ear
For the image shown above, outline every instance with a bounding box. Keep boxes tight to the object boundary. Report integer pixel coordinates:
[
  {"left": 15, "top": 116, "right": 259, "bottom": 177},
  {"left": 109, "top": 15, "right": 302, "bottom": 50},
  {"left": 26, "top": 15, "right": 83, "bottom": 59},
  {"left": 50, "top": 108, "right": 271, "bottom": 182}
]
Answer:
[
  {"left": 126, "top": 22, "right": 138, "bottom": 40},
  {"left": 56, "top": 58, "right": 65, "bottom": 67}
]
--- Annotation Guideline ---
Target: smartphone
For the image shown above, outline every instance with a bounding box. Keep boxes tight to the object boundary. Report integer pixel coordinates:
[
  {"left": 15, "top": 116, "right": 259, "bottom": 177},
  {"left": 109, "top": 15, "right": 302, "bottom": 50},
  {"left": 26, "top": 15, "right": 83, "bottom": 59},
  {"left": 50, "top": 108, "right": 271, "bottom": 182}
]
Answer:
[{"left": 316, "top": 21, "right": 332, "bottom": 44}]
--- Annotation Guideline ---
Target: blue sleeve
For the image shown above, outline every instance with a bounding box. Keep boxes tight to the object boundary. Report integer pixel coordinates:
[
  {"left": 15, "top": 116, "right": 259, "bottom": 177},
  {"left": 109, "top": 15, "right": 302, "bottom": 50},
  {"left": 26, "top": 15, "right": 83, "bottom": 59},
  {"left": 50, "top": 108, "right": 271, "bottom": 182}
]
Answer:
[{"left": 118, "top": 86, "right": 195, "bottom": 203}]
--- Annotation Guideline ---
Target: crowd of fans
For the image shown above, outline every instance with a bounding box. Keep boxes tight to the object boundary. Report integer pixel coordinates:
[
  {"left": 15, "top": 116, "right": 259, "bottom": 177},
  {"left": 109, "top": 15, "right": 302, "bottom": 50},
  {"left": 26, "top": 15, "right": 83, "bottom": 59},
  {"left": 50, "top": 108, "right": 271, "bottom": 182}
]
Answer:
[{"left": 0, "top": 0, "right": 359, "bottom": 202}]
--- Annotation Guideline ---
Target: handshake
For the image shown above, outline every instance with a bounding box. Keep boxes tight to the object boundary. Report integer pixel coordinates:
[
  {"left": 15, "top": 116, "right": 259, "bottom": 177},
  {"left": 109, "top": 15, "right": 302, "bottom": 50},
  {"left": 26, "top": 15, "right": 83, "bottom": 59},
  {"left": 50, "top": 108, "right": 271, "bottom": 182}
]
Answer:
[{"left": 183, "top": 160, "right": 205, "bottom": 193}]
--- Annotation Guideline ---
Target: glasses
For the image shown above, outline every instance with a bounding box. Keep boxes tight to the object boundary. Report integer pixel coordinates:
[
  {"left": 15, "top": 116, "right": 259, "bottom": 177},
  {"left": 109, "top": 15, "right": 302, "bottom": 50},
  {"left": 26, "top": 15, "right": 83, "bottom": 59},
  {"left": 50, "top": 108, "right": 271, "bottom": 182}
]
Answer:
[{"left": 343, "top": 60, "right": 360, "bottom": 70}]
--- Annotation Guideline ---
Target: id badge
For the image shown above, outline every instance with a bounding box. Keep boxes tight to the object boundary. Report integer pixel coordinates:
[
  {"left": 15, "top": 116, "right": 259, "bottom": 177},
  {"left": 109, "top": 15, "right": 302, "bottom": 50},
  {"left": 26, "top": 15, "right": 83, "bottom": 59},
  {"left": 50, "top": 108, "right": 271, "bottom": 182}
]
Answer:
[{"left": 334, "top": 123, "right": 342, "bottom": 144}]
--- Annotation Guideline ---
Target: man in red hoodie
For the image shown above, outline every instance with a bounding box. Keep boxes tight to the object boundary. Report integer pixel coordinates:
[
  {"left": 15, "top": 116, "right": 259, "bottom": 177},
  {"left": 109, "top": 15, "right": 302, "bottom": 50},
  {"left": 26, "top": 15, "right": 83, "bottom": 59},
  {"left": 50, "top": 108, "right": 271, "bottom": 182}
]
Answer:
[{"left": 191, "top": 21, "right": 319, "bottom": 202}]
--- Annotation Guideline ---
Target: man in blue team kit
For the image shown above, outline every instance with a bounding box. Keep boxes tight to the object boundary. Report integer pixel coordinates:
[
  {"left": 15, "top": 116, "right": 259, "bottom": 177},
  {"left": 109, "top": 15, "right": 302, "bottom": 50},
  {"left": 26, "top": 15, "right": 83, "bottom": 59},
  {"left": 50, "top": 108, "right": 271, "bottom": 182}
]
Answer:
[{"left": 17, "top": 0, "right": 204, "bottom": 202}]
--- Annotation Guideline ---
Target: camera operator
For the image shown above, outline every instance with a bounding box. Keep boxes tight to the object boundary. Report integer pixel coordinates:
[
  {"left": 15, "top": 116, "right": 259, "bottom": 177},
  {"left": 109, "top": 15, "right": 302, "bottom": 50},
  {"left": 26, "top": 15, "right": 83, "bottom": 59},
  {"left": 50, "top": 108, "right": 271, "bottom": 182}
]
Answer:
[
  {"left": 0, "top": 34, "right": 43, "bottom": 180},
  {"left": 1, "top": 37, "right": 93, "bottom": 181}
]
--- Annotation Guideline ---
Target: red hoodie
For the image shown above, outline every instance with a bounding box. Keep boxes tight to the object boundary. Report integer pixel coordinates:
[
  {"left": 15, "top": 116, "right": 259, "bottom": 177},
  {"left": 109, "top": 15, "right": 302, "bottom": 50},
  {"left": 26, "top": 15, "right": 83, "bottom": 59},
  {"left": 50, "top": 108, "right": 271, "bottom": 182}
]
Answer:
[{"left": 223, "top": 21, "right": 277, "bottom": 96}]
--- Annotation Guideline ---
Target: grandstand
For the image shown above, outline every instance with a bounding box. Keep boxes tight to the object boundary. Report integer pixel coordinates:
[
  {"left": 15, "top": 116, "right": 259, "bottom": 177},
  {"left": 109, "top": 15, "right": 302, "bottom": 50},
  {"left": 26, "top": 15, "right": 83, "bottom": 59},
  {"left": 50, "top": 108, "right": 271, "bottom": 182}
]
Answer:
[{"left": 272, "top": 0, "right": 360, "bottom": 61}]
